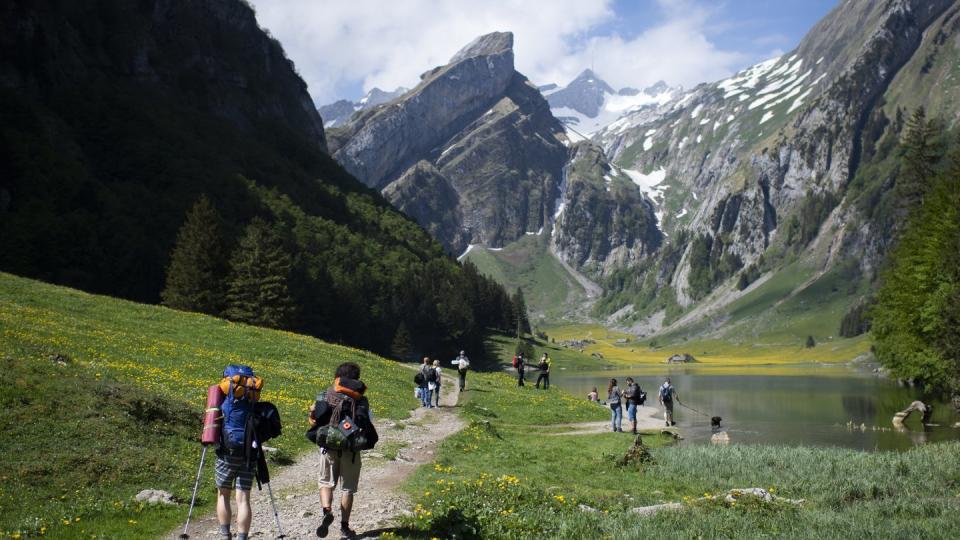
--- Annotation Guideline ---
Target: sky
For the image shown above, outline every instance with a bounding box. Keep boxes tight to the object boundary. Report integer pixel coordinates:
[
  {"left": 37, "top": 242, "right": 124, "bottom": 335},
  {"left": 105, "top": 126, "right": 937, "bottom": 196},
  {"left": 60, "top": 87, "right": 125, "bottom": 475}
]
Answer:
[{"left": 251, "top": 0, "right": 839, "bottom": 106}]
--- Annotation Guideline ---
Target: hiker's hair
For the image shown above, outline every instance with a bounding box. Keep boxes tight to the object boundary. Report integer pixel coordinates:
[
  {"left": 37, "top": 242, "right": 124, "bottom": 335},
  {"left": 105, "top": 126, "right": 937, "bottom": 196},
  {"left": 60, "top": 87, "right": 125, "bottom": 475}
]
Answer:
[
  {"left": 432, "top": 359, "right": 440, "bottom": 366},
  {"left": 335, "top": 362, "right": 361, "bottom": 380},
  {"left": 592, "top": 386, "right": 598, "bottom": 393},
  {"left": 626, "top": 377, "right": 634, "bottom": 383},
  {"left": 665, "top": 377, "right": 671, "bottom": 384},
  {"left": 422, "top": 356, "right": 430, "bottom": 364},
  {"left": 608, "top": 378, "right": 617, "bottom": 394}
]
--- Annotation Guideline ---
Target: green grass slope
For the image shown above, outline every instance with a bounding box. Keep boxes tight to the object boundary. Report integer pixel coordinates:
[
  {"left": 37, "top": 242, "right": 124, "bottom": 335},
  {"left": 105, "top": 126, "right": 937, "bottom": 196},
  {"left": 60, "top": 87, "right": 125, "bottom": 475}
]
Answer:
[
  {"left": 0, "top": 273, "right": 417, "bottom": 539},
  {"left": 463, "top": 233, "right": 586, "bottom": 323}
]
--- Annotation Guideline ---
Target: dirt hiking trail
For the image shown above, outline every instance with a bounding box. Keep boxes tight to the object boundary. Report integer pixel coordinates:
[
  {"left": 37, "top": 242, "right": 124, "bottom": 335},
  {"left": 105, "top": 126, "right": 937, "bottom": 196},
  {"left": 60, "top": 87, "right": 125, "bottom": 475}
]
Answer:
[{"left": 170, "top": 376, "right": 463, "bottom": 539}]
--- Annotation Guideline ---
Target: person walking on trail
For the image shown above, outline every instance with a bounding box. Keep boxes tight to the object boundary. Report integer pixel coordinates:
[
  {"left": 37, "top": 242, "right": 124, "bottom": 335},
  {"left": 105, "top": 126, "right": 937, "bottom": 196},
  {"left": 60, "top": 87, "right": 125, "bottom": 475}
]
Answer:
[
  {"left": 430, "top": 359, "right": 442, "bottom": 408},
  {"left": 623, "top": 377, "right": 643, "bottom": 434},
  {"left": 451, "top": 350, "right": 470, "bottom": 392},
  {"left": 308, "top": 362, "right": 379, "bottom": 539},
  {"left": 658, "top": 377, "right": 678, "bottom": 427},
  {"left": 607, "top": 378, "right": 623, "bottom": 432},
  {"left": 214, "top": 365, "right": 263, "bottom": 540},
  {"left": 513, "top": 351, "right": 525, "bottom": 387},
  {"left": 535, "top": 353, "right": 552, "bottom": 389},
  {"left": 417, "top": 357, "right": 433, "bottom": 408}
]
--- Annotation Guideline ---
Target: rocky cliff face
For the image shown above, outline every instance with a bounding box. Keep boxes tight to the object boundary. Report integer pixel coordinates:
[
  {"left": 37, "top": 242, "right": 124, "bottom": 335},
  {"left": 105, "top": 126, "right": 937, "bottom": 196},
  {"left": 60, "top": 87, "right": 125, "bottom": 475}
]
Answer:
[
  {"left": 1, "top": 0, "right": 328, "bottom": 153},
  {"left": 592, "top": 0, "right": 957, "bottom": 318},
  {"left": 331, "top": 32, "right": 662, "bottom": 264},
  {"left": 552, "top": 143, "right": 662, "bottom": 275}
]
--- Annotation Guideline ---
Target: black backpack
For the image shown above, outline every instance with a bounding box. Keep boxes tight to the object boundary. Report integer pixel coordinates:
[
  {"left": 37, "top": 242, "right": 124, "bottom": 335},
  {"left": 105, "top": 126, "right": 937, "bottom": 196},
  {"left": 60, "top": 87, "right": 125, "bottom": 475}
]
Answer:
[
  {"left": 307, "top": 389, "right": 375, "bottom": 452},
  {"left": 253, "top": 401, "right": 282, "bottom": 444},
  {"left": 414, "top": 371, "right": 425, "bottom": 385},
  {"left": 425, "top": 366, "right": 438, "bottom": 383}
]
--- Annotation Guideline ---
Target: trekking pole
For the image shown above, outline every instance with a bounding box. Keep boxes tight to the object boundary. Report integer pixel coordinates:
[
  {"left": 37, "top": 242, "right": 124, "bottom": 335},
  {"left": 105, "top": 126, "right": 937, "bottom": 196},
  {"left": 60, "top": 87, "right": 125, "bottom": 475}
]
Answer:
[
  {"left": 180, "top": 444, "right": 208, "bottom": 539},
  {"left": 265, "top": 480, "right": 287, "bottom": 539}
]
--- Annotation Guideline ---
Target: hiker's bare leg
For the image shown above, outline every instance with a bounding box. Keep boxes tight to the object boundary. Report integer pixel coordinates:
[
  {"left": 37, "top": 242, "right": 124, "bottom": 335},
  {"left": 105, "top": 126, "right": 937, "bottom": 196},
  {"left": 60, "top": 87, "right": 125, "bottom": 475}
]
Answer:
[
  {"left": 320, "top": 485, "right": 334, "bottom": 509},
  {"left": 235, "top": 489, "right": 252, "bottom": 533},
  {"left": 217, "top": 487, "right": 233, "bottom": 528},
  {"left": 340, "top": 492, "right": 354, "bottom": 523}
]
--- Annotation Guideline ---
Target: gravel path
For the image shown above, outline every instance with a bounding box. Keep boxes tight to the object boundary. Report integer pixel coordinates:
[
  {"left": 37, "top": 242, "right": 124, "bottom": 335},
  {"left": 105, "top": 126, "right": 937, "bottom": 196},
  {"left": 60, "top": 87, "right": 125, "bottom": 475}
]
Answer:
[{"left": 171, "top": 377, "right": 463, "bottom": 540}]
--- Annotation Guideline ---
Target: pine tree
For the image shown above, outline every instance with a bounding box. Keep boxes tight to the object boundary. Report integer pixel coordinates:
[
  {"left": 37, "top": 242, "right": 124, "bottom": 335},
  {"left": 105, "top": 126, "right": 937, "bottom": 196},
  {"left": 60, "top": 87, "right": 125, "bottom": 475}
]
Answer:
[
  {"left": 224, "top": 218, "right": 298, "bottom": 330},
  {"left": 512, "top": 288, "right": 531, "bottom": 337},
  {"left": 161, "top": 195, "right": 227, "bottom": 315},
  {"left": 897, "top": 107, "right": 942, "bottom": 213},
  {"left": 390, "top": 321, "right": 414, "bottom": 361}
]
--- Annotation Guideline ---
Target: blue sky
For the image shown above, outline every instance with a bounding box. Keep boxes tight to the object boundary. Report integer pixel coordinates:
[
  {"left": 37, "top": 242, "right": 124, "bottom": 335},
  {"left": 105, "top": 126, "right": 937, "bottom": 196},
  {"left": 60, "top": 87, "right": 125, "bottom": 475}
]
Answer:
[
  {"left": 253, "top": 0, "right": 840, "bottom": 105},
  {"left": 601, "top": 0, "right": 838, "bottom": 61}
]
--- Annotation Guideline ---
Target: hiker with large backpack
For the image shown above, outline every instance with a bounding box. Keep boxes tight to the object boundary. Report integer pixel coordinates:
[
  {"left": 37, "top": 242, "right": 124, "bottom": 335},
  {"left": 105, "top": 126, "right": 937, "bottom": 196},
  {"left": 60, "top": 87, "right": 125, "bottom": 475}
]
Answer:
[
  {"left": 512, "top": 351, "right": 525, "bottom": 387},
  {"left": 658, "top": 377, "right": 678, "bottom": 427},
  {"left": 623, "top": 377, "right": 644, "bottom": 434},
  {"left": 534, "top": 353, "right": 552, "bottom": 390},
  {"left": 306, "top": 362, "right": 379, "bottom": 539},
  {"left": 450, "top": 350, "right": 470, "bottom": 392},
  {"left": 209, "top": 365, "right": 283, "bottom": 540}
]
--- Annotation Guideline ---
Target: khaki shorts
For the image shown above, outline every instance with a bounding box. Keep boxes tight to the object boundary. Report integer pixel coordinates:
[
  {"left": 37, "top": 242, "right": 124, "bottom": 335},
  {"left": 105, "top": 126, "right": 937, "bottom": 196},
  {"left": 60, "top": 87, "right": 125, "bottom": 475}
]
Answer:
[{"left": 318, "top": 449, "right": 362, "bottom": 493}]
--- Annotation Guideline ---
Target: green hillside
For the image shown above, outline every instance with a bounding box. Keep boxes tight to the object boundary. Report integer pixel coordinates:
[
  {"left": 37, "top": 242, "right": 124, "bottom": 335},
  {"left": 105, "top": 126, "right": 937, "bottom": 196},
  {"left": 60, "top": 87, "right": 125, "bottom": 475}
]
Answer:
[
  {"left": 464, "top": 233, "right": 587, "bottom": 323},
  {"left": 0, "top": 272, "right": 417, "bottom": 539}
]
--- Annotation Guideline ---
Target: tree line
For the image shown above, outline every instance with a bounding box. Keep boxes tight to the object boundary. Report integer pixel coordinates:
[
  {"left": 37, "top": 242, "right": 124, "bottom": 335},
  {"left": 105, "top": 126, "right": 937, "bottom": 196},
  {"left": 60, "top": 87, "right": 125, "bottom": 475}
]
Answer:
[
  {"left": 162, "top": 192, "right": 528, "bottom": 359},
  {"left": 871, "top": 107, "right": 960, "bottom": 394}
]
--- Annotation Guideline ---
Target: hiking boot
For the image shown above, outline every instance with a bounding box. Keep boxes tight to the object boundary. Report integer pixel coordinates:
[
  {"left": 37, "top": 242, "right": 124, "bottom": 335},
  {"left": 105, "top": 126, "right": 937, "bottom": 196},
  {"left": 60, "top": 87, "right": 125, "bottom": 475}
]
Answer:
[
  {"left": 340, "top": 524, "right": 357, "bottom": 539},
  {"left": 316, "top": 511, "right": 335, "bottom": 538},
  {"left": 665, "top": 421, "right": 670, "bottom": 427},
  {"left": 671, "top": 421, "right": 677, "bottom": 426}
]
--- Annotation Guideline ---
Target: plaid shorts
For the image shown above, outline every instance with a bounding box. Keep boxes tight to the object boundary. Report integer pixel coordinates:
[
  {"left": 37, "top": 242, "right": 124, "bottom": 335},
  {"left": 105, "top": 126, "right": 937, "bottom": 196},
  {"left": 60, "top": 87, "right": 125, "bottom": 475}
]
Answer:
[{"left": 215, "top": 453, "right": 256, "bottom": 491}]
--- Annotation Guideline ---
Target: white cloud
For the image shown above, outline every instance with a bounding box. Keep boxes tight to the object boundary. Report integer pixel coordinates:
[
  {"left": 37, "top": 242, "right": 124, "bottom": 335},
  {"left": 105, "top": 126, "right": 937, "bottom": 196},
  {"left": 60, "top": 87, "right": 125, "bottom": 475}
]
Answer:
[{"left": 251, "top": 0, "right": 749, "bottom": 105}]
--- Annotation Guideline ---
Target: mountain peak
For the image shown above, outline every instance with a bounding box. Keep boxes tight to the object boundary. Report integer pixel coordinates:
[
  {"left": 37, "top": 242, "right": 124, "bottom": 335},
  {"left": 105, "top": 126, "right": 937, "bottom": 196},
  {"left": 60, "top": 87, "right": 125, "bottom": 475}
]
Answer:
[{"left": 450, "top": 31, "right": 514, "bottom": 63}]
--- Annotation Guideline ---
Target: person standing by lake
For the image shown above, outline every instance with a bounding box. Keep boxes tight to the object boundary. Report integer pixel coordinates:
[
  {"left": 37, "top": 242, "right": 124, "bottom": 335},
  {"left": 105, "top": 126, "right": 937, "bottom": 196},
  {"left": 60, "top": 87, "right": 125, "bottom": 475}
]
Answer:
[
  {"left": 658, "top": 377, "right": 677, "bottom": 427},
  {"left": 535, "top": 353, "right": 551, "bottom": 389},
  {"left": 623, "top": 377, "right": 642, "bottom": 434},
  {"left": 513, "top": 351, "right": 525, "bottom": 387},
  {"left": 451, "top": 350, "right": 470, "bottom": 392},
  {"left": 608, "top": 378, "right": 623, "bottom": 432}
]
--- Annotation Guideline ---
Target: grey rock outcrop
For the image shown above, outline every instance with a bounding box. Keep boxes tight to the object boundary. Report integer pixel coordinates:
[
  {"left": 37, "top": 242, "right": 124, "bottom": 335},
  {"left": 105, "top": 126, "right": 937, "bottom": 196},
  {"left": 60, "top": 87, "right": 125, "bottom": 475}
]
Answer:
[
  {"left": 331, "top": 32, "right": 661, "bottom": 262},
  {"left": 546, "top": 69, "right": 615, "bottom": 118}
]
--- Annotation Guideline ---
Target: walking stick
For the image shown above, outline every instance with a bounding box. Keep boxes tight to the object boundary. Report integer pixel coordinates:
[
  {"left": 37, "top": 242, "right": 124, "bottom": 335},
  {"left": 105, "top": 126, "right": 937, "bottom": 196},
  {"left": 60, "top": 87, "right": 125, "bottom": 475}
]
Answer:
[
  {"left": 265, "top": 480, "right": 287, "bottom": 539},
  {"left": 179, "top": 444, "right": 208, "bottom": 539}
]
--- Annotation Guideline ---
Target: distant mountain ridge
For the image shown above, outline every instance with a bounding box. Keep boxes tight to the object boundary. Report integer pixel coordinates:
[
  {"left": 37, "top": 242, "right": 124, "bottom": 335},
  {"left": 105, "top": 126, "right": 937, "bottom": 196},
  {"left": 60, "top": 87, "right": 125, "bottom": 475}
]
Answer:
[
  {"left": 318, "top": 86, "right": 407, "bottom": 127},
  {"left": 543, "top": 69, "right": 681, "bottom": 136}
]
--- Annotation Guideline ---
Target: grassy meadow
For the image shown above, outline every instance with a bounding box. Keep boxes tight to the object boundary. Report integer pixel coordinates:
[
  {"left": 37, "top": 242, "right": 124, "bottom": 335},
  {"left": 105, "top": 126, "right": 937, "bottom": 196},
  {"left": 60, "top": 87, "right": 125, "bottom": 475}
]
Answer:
[{"left": 0, "top": 273, "right": 420, "bottom": 539}]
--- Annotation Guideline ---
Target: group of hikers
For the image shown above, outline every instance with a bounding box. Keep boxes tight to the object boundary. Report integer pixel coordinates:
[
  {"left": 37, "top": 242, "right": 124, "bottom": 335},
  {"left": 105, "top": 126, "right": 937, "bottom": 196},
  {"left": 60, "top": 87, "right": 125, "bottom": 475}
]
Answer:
[
  {"left": 196, "top": 352, "right": 680, "bottom": 539},
  {"left": 589, "top": 377, "right": 679, "bottom": 432},
  {"left": 185, "top": 361, "right": 379, "bottom": 540},
  {"left": 511, "top": 351, "right": 552, "bottom": 388},
  {"left": 414, "top": 350, "right": 471, "bottom": 408}
]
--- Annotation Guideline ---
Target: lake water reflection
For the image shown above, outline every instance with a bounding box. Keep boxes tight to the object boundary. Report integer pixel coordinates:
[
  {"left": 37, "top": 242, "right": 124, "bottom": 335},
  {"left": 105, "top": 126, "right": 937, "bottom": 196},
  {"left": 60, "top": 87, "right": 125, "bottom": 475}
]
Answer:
[{"left": 551, "top": 364, "right": 959, "bottom": 451}]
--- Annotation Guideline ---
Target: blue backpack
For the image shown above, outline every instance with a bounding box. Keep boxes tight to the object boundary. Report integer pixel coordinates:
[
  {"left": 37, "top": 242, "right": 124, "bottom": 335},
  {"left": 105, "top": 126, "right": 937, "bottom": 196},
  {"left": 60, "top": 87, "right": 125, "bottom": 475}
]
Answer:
[{"left": 220, "top": 365, "right": 262, "bottom": 451}]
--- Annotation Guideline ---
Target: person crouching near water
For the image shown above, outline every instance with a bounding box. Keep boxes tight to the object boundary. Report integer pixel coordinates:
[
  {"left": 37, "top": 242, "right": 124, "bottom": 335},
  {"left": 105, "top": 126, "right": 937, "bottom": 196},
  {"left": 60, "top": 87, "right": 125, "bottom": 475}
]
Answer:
[
  {"left": 587, "top": 387, "right": 599, "bottom": 402},
  {"left": 658, "top": 377, "right": 678, "bottom": 427},
  {"left": 607, "top": 378, "right": 623, "bottom": 432}
]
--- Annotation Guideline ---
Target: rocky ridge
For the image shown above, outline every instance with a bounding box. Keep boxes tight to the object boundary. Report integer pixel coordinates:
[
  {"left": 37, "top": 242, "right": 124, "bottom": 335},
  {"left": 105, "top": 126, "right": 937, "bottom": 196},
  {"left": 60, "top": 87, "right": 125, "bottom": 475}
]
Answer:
[{"left": 591, "top": 0, "right": 958, "bottom": 326}]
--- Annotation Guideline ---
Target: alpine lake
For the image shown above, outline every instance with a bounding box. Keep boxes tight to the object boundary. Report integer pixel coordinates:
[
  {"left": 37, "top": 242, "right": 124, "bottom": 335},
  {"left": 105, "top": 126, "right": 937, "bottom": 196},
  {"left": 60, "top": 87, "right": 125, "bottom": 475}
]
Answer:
[{"left": 551, "top": 363, "right": 960, "bottom": 451}]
